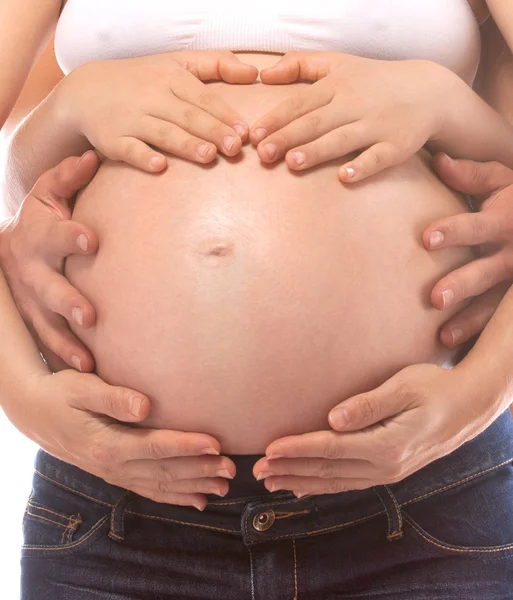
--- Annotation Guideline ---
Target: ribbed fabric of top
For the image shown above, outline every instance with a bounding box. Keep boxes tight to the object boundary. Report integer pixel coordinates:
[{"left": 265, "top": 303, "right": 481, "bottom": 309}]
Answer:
[{"left": 55, "top": 0, "right": 481, "bottom": 84}]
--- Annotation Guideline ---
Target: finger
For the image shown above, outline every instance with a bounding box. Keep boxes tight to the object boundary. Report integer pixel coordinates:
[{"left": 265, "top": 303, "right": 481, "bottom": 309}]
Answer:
[
  {"left": 128, "top": 476, "right": 228, "bottom": 497},
  {"left": 283, "top": 121, "right": 374, "bottom": 170},
  {"left": 423, "top": 212, "right": 504, "bottom": 249},
  {"left": 31, "top": 151, "right": 101, "bottom": 213},
  {"left": 439, "top": 283, "right": 509, "bottom": 347},
  {"left": 249, "top": 84, "right": 335, "bottom": 145},
  {"left": 30, "top": 307, "right": 94, "bottom": 372},
  {"left": 103, "top": 425, "right": 222, "bottom": 461},
  {"left": 106, "top": 136, "right": 168, "bottom": 172},
  {"left": 124, "top": 455, "right": 236, "bottom": 482},
  {"left": 265, "top": 475, "right": 374, "bottom": 495},
  {"left": 151, "top": 95, "right": 243, "bottom": 156},
  {"left": 169, "top": 73, "right": 249, "bottom": 143},
  {"left": 35, "top": 218, "right": 99, "bottom": 258},
  {"left": 265, "top": 430, "right": 378, "bottom": 462},
  {"left": 338, "top": 141, "right": 409, "bottom": 183},
  {"left": 137, "top": 116, "right": 217, "bottom": 163},
  {"left": 67, "top": 375, "right": 151, "bottom": 422},
  {"left": 126, "top": 485, "right": 207, "bottom": 510},
  {"left": 431, "top": 253, "right": 509, "bottom": 310},
  {"left": 253, "top": 456, "right": 379, "bottom": 480},
  {"left": 31, "top": 267, "right": 96, "bottom": 328},
  {"left": 432, "top": 153, "right": 513, "bottom": 199},
  {"left": 178, "top": 51, "right": 259, "bottom": 85},
  {"left": 259, "top": 52, "right": 338, "bottom": 84}
]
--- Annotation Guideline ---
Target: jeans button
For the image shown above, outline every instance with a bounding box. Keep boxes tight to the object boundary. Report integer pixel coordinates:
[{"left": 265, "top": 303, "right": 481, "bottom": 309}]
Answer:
[{"left": 252, "top": 509, "right": 276, "bottom": 532}]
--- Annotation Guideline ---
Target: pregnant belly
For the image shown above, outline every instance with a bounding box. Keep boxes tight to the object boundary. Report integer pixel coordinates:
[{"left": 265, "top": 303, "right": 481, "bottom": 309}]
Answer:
[{"left": 65, "top": 54, "right": 472, "bottom": 454}]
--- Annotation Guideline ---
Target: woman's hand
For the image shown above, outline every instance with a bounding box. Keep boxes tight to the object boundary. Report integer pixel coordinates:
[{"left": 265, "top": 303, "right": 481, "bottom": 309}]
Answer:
[
  {"left": 60, "top": 51, "right": 258, "bottom": 172},
  {"left": 0, "top": 151, "right": 101, "bottom": 371},
  {"left": 253, "top": 363, "right": 500, "bottom": 496},
  {"left": 3, "top": 369, "right": 234, "bottom": 510},
  {"left": 423, "top": 153, "right": 513, "bottom": 347},
  {"left": 249, "top": 51, "right": 461, "bottom": 182}
]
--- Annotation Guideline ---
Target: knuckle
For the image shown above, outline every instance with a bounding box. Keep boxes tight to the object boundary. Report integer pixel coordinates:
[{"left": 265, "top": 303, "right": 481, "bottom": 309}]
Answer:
[
  {"left": 355, "top": 394, "right": 377, "bottom": 423},
  {"left": 143, "top": 439, "right": 165, "bottom": 460},
  {"left": 471, "top": 217, "right": 488, "bottom": 239},
  {"left": 288, "top": 96, "right": 305, "bottom": 113},
  {"left": 327, "top": 478, "right": 345, "bottom": 493},
  {"left": 156, "top": 464, "right": 175, "bottom": 482},
  {"left": 196, "top": 91, "right": 214, "bottom": 109},
  {"left": 156, "top": 479, "right": 172, "bottom": 494},
  {"left": 121, "top": 141, "right": 137, "bottom": 162},
  {"left": 323, "top": 438, "right": 342, "bottom": 460},
  {"left": 307, "top": 115, "right": 321, "bottom": 133},
  {"left": 209, "top": 121, "right": 225, "bottom": 139},
  {"left": 181, "top": 107, "right": 195, "bottom": 124},
  {"left": 319, "top": 462, "right": 337, "bottom": 479},
  {"left": 102, "top": 389, "right": 124, "bottom": 415},
  {"left": 395, "top": 381, "right": 422, "bottom": 407}
]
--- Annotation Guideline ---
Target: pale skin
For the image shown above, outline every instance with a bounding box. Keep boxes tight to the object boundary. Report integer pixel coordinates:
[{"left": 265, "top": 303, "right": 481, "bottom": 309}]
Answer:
[{"left": 2, "top": 0, "right": 513, "bottom": 505}]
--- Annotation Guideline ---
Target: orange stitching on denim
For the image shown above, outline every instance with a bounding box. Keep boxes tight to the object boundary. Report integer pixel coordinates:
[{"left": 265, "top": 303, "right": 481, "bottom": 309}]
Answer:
[
  {"left": 292, "top": 539, "right": 298, "bottom": 599},
  {"left": 125, "top": 510, "right": 238, "bottom": 534},
  {"left": 401, "top": 458, "right": 513, "bottom": 508},
  {"left": 27, "top": 500, "right": 74, "bottom": 522},
  {"left": 60, "top": 516, "right": 82, "bottom": 545},
  {"left": 248, "top": 546, "right": 256, "bottom": 600},
  {"left": 22, "top": 515, "right": 109, "bottom": 552},
  {"left": 110, "top": 494, "right": 126, "bottom": 537},
  {"left": 405, "top": 516, "right": 513, "bottom": 554},
  {"left": 275, "top": 509, "right": 310, "bottom": 520},
  {"left": 108, "top": 531, "right": 124, "bottom": 541},
  {"left": 384, "top": 485, "right": 403, "bottom": 536},
  {"left": 34, "top": 469, "right": 113, "bottom": 508},
  {"left": 25, "top": 509, "right": 68, "bottom": 529}
]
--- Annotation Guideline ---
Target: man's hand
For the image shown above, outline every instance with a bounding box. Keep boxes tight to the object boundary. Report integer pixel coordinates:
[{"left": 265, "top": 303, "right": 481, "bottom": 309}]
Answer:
[
  {"left": 253, "top": 363, "right": 499, "bottom": 496},
  {"left": 0, "top": 151, "right": 101, "bottom": 371},
  {"left": 423, "top": 153, "right": 513, "bottom": 347}
]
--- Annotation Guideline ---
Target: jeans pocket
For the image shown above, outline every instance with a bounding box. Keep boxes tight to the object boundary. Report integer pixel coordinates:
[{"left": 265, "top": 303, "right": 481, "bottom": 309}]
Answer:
[
  {"left": 22, "top": 471, "right": 110, "bottom": 555},
  {"left": 402, "top": 459, "right": 513, "bottom": 560}
]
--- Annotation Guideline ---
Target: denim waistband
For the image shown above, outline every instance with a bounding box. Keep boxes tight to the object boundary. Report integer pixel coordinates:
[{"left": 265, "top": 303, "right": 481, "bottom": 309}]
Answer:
[{"left": 33, "top": 410, "right": 513, "bottom": 545}]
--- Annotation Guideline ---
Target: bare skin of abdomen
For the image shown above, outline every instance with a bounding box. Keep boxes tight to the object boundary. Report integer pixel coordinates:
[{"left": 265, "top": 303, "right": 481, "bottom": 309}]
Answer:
[{"left": 65, "top": 53, "right": 473, "bottom": 454}]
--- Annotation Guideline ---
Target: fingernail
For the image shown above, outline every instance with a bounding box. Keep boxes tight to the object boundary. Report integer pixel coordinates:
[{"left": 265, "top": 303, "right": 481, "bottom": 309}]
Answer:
[
  {"left": 201, "top": 447, "right": 220, "bottom": 455},
  {"left": 150, "top": 156, "right": 164, "bottom": 168},
  {"left": 197, "top": 144, "right": 212, "bottom": 158},
  {"left": 267, "top": 453, "right": 284, "bottom": 460},
  {"left": 129, "top": 396, "right": 143, "bottom": 417},
  {"left": 77, "top": 150, "right": 93, "bottom": 166},
  {"left": 294, "top": 491, "right": 307, "bottom": 499},
  {"left": 71, "top": 355, "right": 82, "bottom": 372},
  {"left": 342, "top": 166, "right": 356, "bottom": 180},
  {"left": 442, "top": 289, "right": 455, "bottom": 308},
  {"left": 263, "top": 143, "right": 277, "bottom": 160},
  {"left": 290, "top": 151, "right": 305, "bottom": 166},
  {"left": 223, "top": 136, "right": 237, "bottom": 152},
  {"left": 77, "top": 234, "right": 88, "bottom": 252},
  {"left": 253, "top": 127, "right": 267, "bottom": 143},
  {"left": 451, "top": 327, "right": 463, "bottom": 345},
  {"left": 429, "top": 231, "right": 444, "bottom": 248},
  {"left": 216, "top": 469, "right": 234, "bottom": 479},
  {"left": 233, "top": 123, "right": 246, "bottom": 138},
  {"left": 269, "top": 481, "right": 282, "bottom": 492},
  {"left": 329, "top": 407, "right": 349, "bottom": 429},
  {"left": 256, "top": 471, "right": 273, "bottom": 481},
  {"left": 444, "top": 153, "right": 454, "bottom": 165},
  {"left": 193, "top": 503, "right": 206, "bottom": 512},
  {"left": 213, "top": 489, "right": 228, "bottom": 497},
  {"left": 72, "top": 307, "right": 83, "bottom": 327}
]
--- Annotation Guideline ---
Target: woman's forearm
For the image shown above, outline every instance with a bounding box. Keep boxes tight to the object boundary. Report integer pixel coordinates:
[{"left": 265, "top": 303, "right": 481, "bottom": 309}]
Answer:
[
  {"left": 0, "top": 268, "right": 48, "bottom": 409},
  {"left": 3, "top": 80, "right": 91, "bottom": 216}
]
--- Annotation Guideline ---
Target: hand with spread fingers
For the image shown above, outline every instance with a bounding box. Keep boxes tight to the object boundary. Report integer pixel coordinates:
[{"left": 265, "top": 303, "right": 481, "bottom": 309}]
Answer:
[
  {"left": 253, "top": 362, "right": 505, "bottom": 497},
  {"left": 424, "top": 153, "right": 513, "bottom": 348},
  {"left": 249, "top": 51, "right": 513, "bottom": 183}
]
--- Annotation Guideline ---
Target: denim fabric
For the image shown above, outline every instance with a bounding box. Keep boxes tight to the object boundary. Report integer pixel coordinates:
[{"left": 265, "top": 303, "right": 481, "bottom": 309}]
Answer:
[{"left": 20, "top": 410, "right": 513, "bottom": 599}]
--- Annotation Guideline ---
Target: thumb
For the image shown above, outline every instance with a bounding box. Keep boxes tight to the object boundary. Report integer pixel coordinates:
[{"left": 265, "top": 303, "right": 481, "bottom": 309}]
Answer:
[
  {"left": 432, "top": 153, "right": 513, "bottom": 200},
  {"left": 70, "top": 374, "right": 151, "bottom": 423},
  {"left": 260, "top": 51, "right": 336, "bottom": 84},
  {"left": 328, "top": 385, "right": 405, "bottom": 432},
  {"left": 176, "top": 51, "right": 258, "bottom": 84}
]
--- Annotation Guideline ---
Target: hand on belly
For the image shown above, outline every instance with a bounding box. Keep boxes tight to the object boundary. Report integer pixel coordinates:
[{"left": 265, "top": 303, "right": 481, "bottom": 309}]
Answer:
[{"left": 64, "top": 75, "right": 473, "bottom": 454}]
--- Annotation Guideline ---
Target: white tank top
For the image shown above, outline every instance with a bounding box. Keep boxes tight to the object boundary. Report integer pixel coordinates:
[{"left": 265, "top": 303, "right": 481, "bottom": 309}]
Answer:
[{"left": 55, "top": 0, "right": 481, "bottom": 84}]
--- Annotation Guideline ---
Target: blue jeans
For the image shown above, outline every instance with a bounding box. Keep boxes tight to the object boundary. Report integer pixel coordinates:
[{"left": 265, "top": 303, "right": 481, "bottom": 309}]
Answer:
[{"left": 20, "top": 410, "right": 513, "bottom": 599}]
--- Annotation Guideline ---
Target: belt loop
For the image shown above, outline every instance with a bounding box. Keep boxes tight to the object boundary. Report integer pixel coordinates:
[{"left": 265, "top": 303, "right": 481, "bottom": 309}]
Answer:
[
  {"left": 108, "top": 491, "right": 132, "bottom": 542},
  {"left": 374, "top": 485, "right": 403, "bottom": 542}
]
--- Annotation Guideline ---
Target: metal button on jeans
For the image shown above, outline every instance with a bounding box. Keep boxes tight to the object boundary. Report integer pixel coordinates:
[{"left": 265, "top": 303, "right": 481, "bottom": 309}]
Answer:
[{"left": 252, "top": 509, "right": 276, "bottom": 532}]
